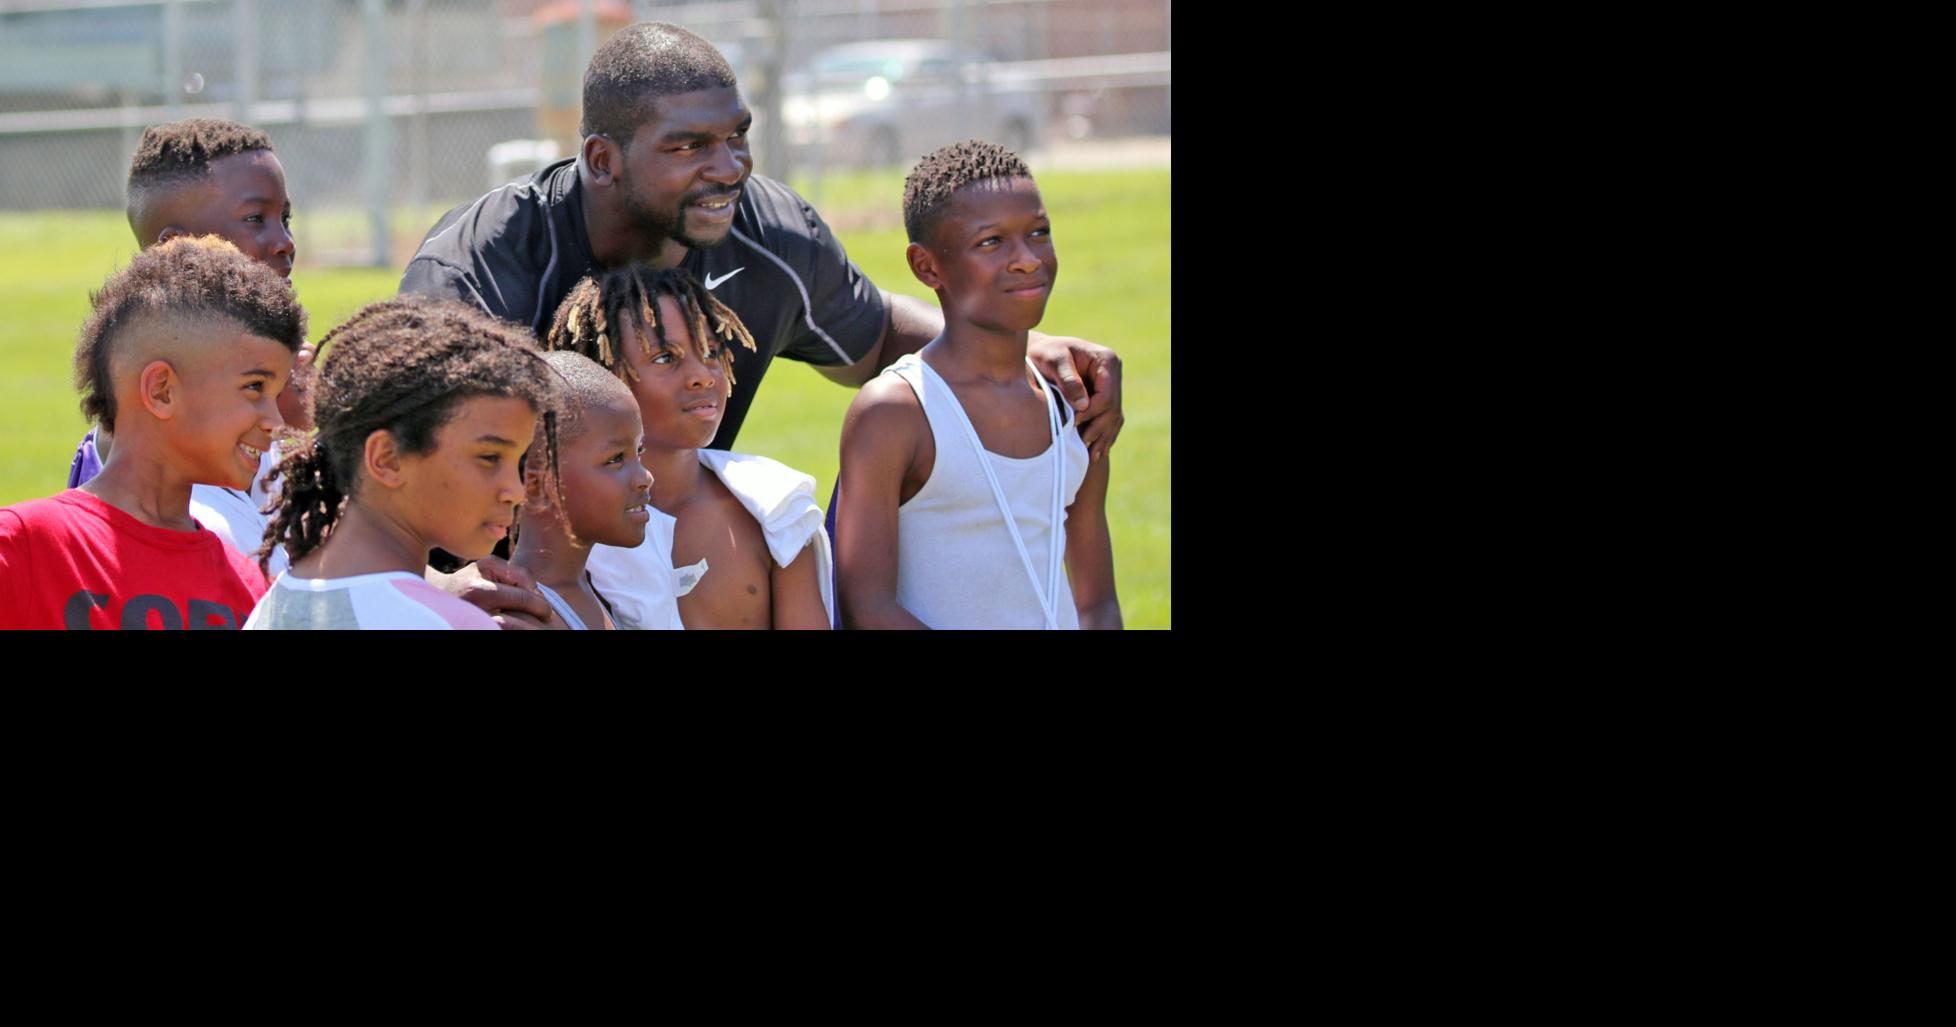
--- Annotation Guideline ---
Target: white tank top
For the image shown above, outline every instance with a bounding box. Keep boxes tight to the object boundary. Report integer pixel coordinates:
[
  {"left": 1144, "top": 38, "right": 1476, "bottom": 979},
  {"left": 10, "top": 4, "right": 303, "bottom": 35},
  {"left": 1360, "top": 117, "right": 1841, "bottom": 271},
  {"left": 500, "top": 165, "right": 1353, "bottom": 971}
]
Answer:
[{"left": 885, "top": 352, "right": 1090, "bottom": 629}]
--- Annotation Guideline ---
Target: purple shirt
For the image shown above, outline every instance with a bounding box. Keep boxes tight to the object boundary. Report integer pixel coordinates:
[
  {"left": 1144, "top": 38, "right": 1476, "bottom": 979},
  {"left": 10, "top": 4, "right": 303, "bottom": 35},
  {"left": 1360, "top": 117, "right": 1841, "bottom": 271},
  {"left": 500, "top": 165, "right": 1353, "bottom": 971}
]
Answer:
[{"left": 66, "top": 427, "right": 102, "bottom": 488}]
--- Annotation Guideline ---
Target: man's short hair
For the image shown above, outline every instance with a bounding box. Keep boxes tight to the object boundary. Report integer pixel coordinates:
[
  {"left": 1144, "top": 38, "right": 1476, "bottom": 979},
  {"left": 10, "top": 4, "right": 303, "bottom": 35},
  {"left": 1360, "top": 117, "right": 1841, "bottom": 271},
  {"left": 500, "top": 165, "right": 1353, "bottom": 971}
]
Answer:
[
  {"left": 902, "top": 139, "right": 1034, "bottom": 244},
  {"left": 580, "top": 21, "right": 738, "bottom": 145},
  {"left": 73, "top": 236, "right": 306, "bottom": 432},
  {"left": 126, "top": 118, "right": 274, "bottom": 208}
]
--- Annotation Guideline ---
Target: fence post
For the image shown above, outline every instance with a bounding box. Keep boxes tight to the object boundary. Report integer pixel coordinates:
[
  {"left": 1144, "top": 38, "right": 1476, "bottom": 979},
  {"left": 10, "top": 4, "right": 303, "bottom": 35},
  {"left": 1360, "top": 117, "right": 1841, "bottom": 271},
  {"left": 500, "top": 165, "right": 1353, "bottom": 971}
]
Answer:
[
  {"left": 363, "top": 0, "right": 390, "bottom": 268},
  {"left": 577, "top": 0, "right": 596, "bottom": 80},
  {"left": 236, "top": 0, "right": 258, "bottom": 122},
  {"left": 163, "top": 0, "right": 183, "bottom": 118}
]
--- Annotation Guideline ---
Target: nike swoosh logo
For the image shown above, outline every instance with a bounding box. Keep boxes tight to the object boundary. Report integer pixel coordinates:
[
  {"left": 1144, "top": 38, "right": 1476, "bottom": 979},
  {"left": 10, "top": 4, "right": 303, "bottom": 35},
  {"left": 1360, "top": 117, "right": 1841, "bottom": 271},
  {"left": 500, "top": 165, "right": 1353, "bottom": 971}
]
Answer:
[{"left": 704, "top": 267, "right": 745, "bottom": 290}]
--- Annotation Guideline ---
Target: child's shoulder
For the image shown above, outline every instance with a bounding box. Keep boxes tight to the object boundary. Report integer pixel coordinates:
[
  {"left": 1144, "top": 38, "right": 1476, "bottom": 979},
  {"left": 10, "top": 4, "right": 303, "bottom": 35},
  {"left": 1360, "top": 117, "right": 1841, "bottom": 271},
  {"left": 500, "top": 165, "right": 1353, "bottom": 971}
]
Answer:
[
  {"left": 260, "top": 571, "right": 496, "bottom": 630},
  {"left": 700, "top": 449, "right": 814, "bottom": 497},
  {"left": 374, "top": 574, "right": 498, "bottom": 630},
  {"left": 700, "top": 449, "right": 826, "bottom": 553},
  {"left": 2, "top": 489, "right": 122, "bottom": 540},
  {"left": 844, "top": 357, "right": 927, "bottom": 426}
]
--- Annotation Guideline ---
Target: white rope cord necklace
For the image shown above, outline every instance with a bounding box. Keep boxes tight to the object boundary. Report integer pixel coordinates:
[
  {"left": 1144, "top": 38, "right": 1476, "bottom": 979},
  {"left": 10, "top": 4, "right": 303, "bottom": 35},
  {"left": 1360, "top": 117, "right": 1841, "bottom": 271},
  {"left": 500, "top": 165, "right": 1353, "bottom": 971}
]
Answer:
[{"left": 922, "top": 358, "right": 1065, "bottom": 630}]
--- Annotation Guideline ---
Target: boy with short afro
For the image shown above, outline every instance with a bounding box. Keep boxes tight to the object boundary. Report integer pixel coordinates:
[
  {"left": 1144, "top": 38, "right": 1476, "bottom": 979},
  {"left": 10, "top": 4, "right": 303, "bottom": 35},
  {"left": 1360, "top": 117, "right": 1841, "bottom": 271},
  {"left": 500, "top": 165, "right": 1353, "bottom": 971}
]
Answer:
[
  {"left": 0, "top": 236, "right": 305, "bottom": 629},
  {"left": 64, "top": 118, "right": 311, "bottom": 574},
  {"left": 836, "top": 141, "right": 1119, "bottom": 629}
]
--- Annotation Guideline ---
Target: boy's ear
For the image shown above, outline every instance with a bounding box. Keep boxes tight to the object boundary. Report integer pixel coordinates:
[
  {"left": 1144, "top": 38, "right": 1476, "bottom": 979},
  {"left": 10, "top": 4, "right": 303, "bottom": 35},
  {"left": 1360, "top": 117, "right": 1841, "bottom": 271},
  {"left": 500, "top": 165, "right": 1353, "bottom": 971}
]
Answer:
[
  {"left": 363, "top": 428, "right": 407, "bottom": 489},
  {"left": 582, "top": 133, "right": 618, "bottom": 187},
  {"left": 136, "top": 359, "right": 180, "bottom": 420},
  {"left": 156, "top": 225, "right": 188, "bottom": 245},
  {"left": 906, "top": 242, "right": 942, "bottom": 291}
]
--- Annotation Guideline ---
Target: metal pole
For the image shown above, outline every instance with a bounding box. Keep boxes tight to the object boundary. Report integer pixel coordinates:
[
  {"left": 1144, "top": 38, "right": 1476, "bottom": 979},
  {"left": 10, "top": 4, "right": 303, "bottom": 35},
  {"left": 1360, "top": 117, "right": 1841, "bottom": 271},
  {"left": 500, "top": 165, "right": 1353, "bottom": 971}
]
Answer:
[
  {"left": 363, "top": 0, "right": 391, "bottom": 268},
  {"left": 949, "top": 0, "right": 969, "bottom": 143},
  {"left": 236, "top": 0, "right": 259, "bottom": 121},
  {"left": 755, "top": 0, "right": 788, "bottom": 181},
  {"left": 409, "top": 0, "right": 429, "bottom": 215},
  {"left": 162, "top": 0, "right": 183, "bottom": 119},
  {"left": 577, "top": 0, "right": 597, "bottom": 79}
]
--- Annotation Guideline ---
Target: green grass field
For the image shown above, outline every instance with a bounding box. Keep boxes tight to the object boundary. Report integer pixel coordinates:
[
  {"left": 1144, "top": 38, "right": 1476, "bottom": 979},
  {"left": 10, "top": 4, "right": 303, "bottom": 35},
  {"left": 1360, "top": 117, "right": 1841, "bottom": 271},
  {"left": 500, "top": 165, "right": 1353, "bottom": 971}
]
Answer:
[{"left": 0, "top": 166, "right": 1170, "bottom": 627}]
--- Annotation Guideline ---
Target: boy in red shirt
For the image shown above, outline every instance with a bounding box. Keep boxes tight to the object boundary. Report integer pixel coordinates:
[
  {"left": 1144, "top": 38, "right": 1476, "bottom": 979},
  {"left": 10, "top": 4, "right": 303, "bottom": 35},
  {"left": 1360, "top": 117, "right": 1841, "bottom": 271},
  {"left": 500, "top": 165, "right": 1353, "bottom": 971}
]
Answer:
[{"left": 0, "top": 236, "right": 306, "bottom": 629}]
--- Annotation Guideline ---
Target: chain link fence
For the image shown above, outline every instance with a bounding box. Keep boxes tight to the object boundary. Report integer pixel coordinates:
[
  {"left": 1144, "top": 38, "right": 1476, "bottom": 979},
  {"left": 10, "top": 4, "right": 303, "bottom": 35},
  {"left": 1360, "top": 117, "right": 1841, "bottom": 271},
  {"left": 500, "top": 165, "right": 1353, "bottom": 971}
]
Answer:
[{"left": 0, "top": 0, "right": 1168, "bottom": 265}]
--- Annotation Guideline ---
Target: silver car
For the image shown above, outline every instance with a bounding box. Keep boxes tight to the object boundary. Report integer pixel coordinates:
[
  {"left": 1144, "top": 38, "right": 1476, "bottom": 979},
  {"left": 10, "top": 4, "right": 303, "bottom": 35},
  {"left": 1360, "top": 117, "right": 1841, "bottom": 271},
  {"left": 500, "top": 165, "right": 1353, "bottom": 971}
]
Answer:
[{"left": 781, "top": 39, "right": 1044, "bottom": 169}]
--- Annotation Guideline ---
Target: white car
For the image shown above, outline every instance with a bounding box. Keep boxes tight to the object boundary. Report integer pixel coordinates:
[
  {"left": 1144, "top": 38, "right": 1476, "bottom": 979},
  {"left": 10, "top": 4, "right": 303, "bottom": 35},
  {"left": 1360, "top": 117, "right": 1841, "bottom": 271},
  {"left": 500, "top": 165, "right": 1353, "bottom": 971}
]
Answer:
[{"left": 780, "top": 40, "right": 1043, "bottom": 168}]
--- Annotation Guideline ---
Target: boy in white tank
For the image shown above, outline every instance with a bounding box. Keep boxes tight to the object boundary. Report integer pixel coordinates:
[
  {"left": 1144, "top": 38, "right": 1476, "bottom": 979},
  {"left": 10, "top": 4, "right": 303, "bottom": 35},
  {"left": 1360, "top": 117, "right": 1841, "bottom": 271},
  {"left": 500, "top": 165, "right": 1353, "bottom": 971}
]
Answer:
[{"left": 835, "top": 140, "right": 1120, "bottom": 629}]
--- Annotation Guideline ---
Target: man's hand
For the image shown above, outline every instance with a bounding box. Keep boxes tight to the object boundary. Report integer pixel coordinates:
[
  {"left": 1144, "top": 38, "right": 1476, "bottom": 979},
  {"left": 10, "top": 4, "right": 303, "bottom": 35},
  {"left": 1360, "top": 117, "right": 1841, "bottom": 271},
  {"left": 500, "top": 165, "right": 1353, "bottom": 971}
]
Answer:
[
  {"left": 427, "top": 554, "right": 561, "bottom": 630},
  {"left": 1028, "top": 334, "right": 1124, "bottom": 461},
  {"left": 277, "top": 342, "right": 317, "bottom": 431}
]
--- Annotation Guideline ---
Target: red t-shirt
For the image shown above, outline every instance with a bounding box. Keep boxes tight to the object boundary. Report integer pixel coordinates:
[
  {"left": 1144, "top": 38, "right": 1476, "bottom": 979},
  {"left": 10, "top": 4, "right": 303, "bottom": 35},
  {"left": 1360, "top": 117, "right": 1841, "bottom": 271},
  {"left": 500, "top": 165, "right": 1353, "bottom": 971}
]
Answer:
[{"left": 0, "top": 489, "right": 268, "bottom": 630}]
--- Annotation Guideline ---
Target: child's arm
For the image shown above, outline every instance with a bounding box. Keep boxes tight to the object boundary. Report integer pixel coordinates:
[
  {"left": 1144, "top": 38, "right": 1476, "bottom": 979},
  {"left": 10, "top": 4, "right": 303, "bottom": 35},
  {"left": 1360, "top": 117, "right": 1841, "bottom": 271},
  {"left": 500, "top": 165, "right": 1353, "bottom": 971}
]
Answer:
[
  {"left": 836, "top": 379, "right": 931, "bottom": 630},
  {"left": 770, "top": 541, "right": 831, "bottom": 629},
  {"left": 1065, "top": 452, "right": 1122, "bottom": 630}
]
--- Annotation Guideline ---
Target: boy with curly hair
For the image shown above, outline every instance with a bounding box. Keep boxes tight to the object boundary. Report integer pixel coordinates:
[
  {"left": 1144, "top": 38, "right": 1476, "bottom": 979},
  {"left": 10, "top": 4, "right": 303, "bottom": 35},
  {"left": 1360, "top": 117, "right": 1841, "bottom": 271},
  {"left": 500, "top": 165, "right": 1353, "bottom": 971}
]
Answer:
[
  {"left": 64, "top": 118, "right": 311, "bottom": 575},
  {"left": 0, "top": 236, "right": 305, "bottom": 629},
  {"left": 247, "top": 296, "right": 561, "bottom": 630}
]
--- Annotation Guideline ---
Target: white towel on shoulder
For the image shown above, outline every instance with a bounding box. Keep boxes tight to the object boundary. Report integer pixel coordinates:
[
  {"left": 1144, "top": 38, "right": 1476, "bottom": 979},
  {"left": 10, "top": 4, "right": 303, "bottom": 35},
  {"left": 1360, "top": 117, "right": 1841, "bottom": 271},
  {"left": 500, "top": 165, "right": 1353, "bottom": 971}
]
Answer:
[{"left": 585, "top": 450, "right": 833, "bottom": 629}]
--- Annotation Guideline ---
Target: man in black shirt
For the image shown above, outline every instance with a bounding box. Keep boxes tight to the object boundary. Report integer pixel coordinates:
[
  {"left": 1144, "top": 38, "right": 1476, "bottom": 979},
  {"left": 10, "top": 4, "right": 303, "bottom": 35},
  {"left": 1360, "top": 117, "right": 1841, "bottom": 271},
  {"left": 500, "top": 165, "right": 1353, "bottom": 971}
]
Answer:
[
  {"left": 400, "top": 20, "right": 1123, "bottom": 455},
  {"left": 401, "top": 21, "right": 1124, "bottom": 624}
]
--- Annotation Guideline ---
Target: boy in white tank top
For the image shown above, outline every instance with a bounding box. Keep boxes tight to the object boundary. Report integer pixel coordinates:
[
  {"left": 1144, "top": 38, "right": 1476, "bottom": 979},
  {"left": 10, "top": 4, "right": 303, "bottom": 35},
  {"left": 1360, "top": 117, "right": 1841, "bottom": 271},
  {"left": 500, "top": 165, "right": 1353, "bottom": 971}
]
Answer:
[{"left": 835, "top": 141, "right": 1120, "bottom": 629}]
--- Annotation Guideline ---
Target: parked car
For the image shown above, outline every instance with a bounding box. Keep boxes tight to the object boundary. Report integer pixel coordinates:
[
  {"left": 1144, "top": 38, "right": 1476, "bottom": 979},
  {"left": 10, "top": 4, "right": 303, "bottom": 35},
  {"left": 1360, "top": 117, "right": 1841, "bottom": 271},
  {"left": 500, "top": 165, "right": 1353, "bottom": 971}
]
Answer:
[{"left": 780, "top": 39, "right": 1043, "bottom": 169}]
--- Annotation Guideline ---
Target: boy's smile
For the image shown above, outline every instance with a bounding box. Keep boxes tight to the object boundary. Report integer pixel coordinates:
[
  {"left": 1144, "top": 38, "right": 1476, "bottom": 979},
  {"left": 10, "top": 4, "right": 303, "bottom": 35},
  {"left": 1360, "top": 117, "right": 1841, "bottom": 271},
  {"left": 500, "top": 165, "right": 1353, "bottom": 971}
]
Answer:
[{"left": 175, "top": 331, "right": 292, "bottom": 491}]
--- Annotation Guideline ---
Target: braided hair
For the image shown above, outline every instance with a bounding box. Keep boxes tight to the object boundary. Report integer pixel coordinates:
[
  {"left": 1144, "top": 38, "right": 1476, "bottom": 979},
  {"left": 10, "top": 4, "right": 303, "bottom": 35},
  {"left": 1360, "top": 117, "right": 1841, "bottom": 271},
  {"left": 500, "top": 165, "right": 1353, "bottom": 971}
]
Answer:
[
  {"left": 257, "top": 295, "right": 561, "bottom": 574},
  {"left": 543, "top": 264, "right": 757, "bottom": 385}
]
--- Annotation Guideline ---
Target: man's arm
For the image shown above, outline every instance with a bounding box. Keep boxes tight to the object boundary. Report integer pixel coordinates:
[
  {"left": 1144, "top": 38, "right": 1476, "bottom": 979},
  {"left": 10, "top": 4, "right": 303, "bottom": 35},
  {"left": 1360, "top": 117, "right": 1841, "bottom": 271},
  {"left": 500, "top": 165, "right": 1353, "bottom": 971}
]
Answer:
[
  {"left": 813, "top": 289, "right": 941, "bottom": 388},
  {"left": 835, "top": 379, "right": 930, "bottom": 630},
  {"left": 425, "top": 554, "right": 560, "bottom": 630},
  {"left": 770, "top": 541, "right": 832, "bottom": 630},
  {"left": 1064, "top": 452, "right": 1122, "bottom": 630},
  {"left": 398, "top": 257, "right": 491, "bottom": 314},
  {"left": 817, "top": 289, "right": 1126, "bottom": 461}
]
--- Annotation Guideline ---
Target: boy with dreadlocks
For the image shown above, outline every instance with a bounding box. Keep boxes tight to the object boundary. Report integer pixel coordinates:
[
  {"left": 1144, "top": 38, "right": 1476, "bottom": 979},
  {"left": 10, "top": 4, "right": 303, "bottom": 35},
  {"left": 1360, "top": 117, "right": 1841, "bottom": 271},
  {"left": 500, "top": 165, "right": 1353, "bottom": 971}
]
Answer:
[
  {"left": 545, "top": 266, "right": 832, "bottom": 629},
  {"left": 245, "top": 296, "right": 560, "bottom": 630},
  {"left": 64, "top": 118, "right": 312, "bottom": 577},
  {"left": 835, "top": 141, "right": 1119, "bottom": 629},
  {"left": 0, "top": 236, "right": 302, "bottom": 629},
  {"left": 508, "top": 351, "right": 654, "bottom": 630}
]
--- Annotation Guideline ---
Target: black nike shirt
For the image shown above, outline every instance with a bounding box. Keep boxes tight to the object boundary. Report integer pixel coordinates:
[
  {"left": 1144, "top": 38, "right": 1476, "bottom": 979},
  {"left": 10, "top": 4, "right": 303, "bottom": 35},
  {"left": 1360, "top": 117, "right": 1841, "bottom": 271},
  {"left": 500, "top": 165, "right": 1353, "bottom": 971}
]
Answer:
[{"left": 398, "top": 157, "right": 888, "bottom": 449}]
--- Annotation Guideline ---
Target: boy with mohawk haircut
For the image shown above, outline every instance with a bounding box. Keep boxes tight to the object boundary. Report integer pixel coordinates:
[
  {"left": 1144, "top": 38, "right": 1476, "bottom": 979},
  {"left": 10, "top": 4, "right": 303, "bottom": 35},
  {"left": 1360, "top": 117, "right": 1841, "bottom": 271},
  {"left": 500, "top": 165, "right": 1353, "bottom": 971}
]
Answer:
[
  {"left": 835, "top": 141, "right": 1119, "bottom": 629},
  {"left": 66, "top": 118, "right": 312, "bottom": 576},
  {"left": 545, "top": 265, "right": 833, "bottom": 629},
  {"left": 0, "top": 236, "right": 303, "bottom": 629}
]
